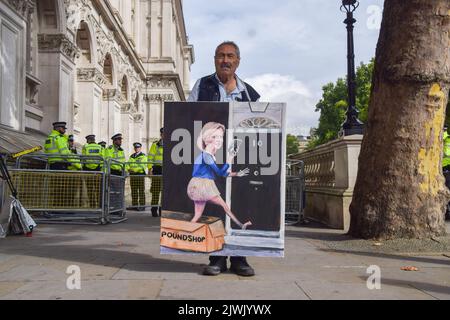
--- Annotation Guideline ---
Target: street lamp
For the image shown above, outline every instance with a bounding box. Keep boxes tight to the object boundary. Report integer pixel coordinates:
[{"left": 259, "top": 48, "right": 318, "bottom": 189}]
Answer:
[{"left": 340, "top": 0, "right": 364, "bottom": 136}]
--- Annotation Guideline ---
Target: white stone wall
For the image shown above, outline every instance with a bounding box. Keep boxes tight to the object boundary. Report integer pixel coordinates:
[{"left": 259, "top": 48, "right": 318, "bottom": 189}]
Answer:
[
  {"left": 0, "top": 0, "right": 194, "bottom": 156},
  {"left": 0, "top": 1, "right": 26, "bottom": 131}
]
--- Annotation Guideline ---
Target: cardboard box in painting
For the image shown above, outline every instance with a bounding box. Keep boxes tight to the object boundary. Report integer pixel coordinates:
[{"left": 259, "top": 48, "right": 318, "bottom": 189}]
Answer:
[{"left": 160, "top": 212, "right": 226, "bottom": 253}]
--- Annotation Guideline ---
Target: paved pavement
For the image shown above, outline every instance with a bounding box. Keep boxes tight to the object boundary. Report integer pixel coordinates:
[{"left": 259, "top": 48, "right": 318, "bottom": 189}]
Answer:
[{"left": 0, "top": 212, "right": 449, "bottom": 300}]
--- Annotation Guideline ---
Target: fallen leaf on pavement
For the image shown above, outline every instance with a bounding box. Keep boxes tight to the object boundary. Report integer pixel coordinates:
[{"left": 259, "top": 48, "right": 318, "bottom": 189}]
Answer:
[
  {"left": 401, "top": 266, "right": 419, "bottom": 271},
  {"left": 373, "top": 242, "right": 383, "bottom": 246}
]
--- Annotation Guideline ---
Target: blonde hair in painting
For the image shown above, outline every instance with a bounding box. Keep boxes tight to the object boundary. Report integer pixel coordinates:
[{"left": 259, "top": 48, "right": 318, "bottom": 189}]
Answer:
[{"left": 197, "top": 122, "right": 226, "bottom": 151}]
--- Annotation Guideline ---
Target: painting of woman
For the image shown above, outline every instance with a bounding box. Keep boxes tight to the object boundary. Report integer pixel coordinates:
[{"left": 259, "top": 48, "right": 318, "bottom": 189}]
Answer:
[{"left": 187, "top": 122, "right": 252, "bottom": 229}]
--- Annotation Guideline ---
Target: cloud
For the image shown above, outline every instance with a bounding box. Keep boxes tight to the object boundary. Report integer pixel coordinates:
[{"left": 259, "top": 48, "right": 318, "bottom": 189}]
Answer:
[
  {"left": 184, "top": 0, "right": 383, "bottom": 133},
  {"left": 244, "top": 74, "right": 319, "bottom": 136}
]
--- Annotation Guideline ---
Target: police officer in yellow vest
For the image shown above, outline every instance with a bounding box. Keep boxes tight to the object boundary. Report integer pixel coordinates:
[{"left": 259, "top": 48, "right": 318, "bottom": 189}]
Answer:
[
  {"left": 67, "top": 135, "right": 82, "bottom": 171},
  {"left": 81, "top": 135, "right": 103, "bottom": 208},
  {"left": 82, "top": 135, "right": 104, "bottom": 171},
  {"left": 148, "top": 128, "right": 164, "bottom": 217},
  {"left": 443, "top": 125, "right": 450, "bottom": 219},
  {"left": 44, "top": 122, "right": 72, "bottom": 170},
  {"left": 128, "top": 142, "right": 147, "bottom": 211},
  {"left": 105, "top": 133, "right": 126, "bottom": 176}
]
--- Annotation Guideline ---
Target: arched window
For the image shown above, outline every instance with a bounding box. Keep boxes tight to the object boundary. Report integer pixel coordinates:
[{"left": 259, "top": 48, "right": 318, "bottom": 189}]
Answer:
[
  {"left": 76, "top": 21, "right": 92, "bottom": 65},
  {"left": 121, "top": 75, "right": 129, "bottom": 101},
  {"left": 103, "top": 54, "right": 113, "bottom": 85}
]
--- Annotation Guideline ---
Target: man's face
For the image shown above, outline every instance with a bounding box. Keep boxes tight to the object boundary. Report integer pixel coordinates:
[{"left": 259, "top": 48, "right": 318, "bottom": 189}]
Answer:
[
  {"left": 57, "top": 127, "right": 66, "bottom": 134},
  {"left": 134, "top": 147, "right": 141, "bottom": 153},
  {"left": 114, "top": 138, "right": 122, "bottom": 147},
  {"left": 215, "top": 44, "right": 240, "bottom": 79}
]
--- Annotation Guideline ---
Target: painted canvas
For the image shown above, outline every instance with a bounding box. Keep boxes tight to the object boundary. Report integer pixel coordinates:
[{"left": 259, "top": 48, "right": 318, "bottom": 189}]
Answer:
[{"left": 161, "top": 102, "right": 286, "bottom": 257}]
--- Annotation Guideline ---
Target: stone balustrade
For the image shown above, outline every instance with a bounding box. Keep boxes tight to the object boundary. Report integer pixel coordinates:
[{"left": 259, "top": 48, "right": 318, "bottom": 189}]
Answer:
[{"left": 289, "top": 135, "right": 363, "bottom": 230}]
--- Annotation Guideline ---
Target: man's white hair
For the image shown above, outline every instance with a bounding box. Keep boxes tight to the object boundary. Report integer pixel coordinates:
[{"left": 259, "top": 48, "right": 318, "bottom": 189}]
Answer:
[{"left": 215, "top": 41, "right": 241, "bottom": 59}]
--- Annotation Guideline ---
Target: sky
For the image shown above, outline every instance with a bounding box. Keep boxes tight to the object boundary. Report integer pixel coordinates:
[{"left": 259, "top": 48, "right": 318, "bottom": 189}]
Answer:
[{"left": 183, "top": 0, "right": 384, "bottom": 135}]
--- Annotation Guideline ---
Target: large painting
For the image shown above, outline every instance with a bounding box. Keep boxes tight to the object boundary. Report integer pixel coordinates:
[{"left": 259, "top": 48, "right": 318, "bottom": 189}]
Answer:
[{"left": 161, "top": 102, "right": 286, "bottom": 257}]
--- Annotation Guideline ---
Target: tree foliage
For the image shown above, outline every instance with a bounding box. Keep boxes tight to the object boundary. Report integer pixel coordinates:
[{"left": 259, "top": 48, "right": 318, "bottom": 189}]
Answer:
[
  {"left": 286, "top": 134, "right": 299, "bottom": 156},
  {"left": 309, "top": 59, "right": 374, "bottom": 148}
]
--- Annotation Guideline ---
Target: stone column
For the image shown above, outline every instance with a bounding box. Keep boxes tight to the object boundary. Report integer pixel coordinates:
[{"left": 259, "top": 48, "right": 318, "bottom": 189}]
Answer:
[
  {"left": 75, "top": 68, "right": 106, "bottom": 139},
  {"left": 120, "top": 102, "right": 134, "bottom": 153},
  {"left": 161, "top": 0, "right": 172, "bottom": 58},
  {"left": 38, "top": 33, "right": 78, "bottom": 132},
  {"left": 150, "top": 0, "right": 161, "bottom": 58},
  {"left": 102, "top": 89, "right": 122, "bottom": 143}
]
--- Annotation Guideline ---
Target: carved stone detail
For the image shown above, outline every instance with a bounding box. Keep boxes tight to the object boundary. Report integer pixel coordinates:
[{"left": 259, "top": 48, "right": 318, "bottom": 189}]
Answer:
[
  {"left": 143, "top": 94, "right": 174, "bottom": 103},
  {"left": 38, "top": 34, "right": 79, "bottom": 61},
  {"left": 77, "top": 68, "right": 108, "bottom": 87}
]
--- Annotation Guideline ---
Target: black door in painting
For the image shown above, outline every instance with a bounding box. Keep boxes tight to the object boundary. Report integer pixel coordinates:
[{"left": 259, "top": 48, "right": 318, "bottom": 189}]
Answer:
[{"left": 230, "top": 131, "right": 282, "bottom": 232}]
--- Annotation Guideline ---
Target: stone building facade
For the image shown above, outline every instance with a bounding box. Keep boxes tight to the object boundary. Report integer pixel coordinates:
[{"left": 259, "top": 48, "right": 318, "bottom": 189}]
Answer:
[{"left": 0, "top": 0, "right": 194, "bottom": 154}]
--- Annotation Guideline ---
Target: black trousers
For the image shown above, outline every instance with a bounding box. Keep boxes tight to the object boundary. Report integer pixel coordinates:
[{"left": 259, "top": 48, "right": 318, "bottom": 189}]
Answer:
[
  {"left": 210, "top": 256, "right": 245, "bottom": 264},
  {"left": 48, "top": 162, "right": 68, "bottom": 207},
  {"left": 150, "top": 166, "right": 162, "bottom": 208},
  {"left": 83, "top": 166, "right": 101, "bottom": 208},
  {"left": 130, "top": 173, "right": 146, "bottom": 206},
  {"left": 110, "top": 169, "right": 123, "bottom": 176},
  {"left": 49, "top": 162, "right": 68, "bottom": 171}
]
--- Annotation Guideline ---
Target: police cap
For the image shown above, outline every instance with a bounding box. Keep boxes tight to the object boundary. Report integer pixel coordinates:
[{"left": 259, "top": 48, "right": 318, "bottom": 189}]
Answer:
[
  {"left": 111, "top": 133, "right": 123, "bottom": 140},
  {"left": 85, "top": 134, "right": 95, "bottom": 141},
  {"left": 133, "top": 142, "right": 142, "bottom": 148},
  {"left": 53, "top": 122, "right": 67, "bottom": 129}
]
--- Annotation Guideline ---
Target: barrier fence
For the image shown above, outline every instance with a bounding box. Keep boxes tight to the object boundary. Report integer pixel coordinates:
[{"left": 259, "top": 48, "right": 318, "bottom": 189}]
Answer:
[
  {"left": 123, "top": 161, "right": 162, "bottom": 212},
  {"left": 3, "top": 154, "right": 121, "bottom": 225},
  {"left": 285, "top": 160, "right": 305, "bottom": 225},
  {"left": 1, "top": 154, "right": 303, "bottom": 226}
]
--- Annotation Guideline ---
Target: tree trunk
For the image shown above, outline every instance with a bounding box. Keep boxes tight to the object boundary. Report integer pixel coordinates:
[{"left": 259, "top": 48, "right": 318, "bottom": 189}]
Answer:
[{"left": 349, "top": 0, "right": 450, "bottom": 239}]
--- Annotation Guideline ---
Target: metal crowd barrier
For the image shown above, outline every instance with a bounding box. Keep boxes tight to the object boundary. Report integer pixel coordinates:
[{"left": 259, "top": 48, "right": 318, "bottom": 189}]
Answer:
[
  {"left": 122, "top": 161, "right": 162, "bottom": 212},
  {"left": 1, "top": 154, "right": 127, "bottom": 225},
  {"left": 105, "top": 159, "right": 127, "bottom": 224},
  {"left": 285, "top": 160, "right": 305, "bottom": 225}
]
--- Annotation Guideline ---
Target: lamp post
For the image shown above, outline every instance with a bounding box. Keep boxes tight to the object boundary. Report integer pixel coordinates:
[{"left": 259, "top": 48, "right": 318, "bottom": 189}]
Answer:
[{"left": 340, "top": 0, "right": 364, "bottom": 136}]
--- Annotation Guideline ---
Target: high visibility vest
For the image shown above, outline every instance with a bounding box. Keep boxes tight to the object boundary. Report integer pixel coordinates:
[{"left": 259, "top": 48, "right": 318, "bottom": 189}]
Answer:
[
  {"left": 68, "top": 147, "right": 82, "bottom": 171},
  {"left": 105, "top": 145, "right": 126, "bottom": 172},
  {"left": 148, "top": 141, "right": 163, "bottom": 170},
  {"left": 443, "top": 133, "right": 450, "bottom": 167},
  {"left": 82, "top": 143, "right": 104, "bottom": 169},
  {"left": 44, "top": 130, "right": 71, "bottom": 164},
  {"left": 127, "top": 152, "right": 147, "bottom": 174}
]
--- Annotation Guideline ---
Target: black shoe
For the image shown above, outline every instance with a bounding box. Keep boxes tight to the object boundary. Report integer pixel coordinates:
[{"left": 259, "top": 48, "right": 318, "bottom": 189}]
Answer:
[
  {"left": 203, "top": 256, "right": 227, "bottom": 276},
  {"left": 230, "top": 257, "right": 255, "bottom": 277},
  {"left": 151, "top": 207, "right": 158, "bottom": 217}
]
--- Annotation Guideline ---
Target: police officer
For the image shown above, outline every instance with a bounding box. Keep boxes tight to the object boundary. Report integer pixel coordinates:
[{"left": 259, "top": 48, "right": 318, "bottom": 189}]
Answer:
[
  {"left": 68, "top": 135, "right": 77, "bottom": 154},
  {"left": 105, "top": 133, "right": 126, "bottom": 176},
  {"left": 67, "top": 135, "right": 82, "bottom": 171},
  {"left": 128, "top": 142, "right": 147, "bottom": 211},
  {"left": 443, "top": 125, "right": 450, "bottom": 219},
  {"left": 44, "top": 122, "right": 72, "bottom": 170},
  {"left": 82, "top": 135, "right": 103, "bottom": 171},
  {"left": 148, "top": 128, "right": 163, "bottom": 217},
  {"left": 44, "top": 122, "right": 73, "bottom": 207},
  {"left": 81, "top": 135, "right": 103, "bottom": 208}
]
